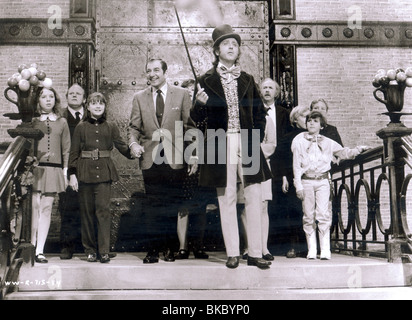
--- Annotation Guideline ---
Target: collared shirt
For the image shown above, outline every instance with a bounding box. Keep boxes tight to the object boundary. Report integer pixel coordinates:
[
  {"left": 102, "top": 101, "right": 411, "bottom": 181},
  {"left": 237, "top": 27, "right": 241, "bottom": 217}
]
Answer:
[
  {"left": 265, "top": 103, "right": 277, "bottom": 144},
  {"left": 68, "top": 106, "right": 84, "bottom": 120},
  {"left": 217, "top": 63, "right": 241, "bottom": 131},
  {"left": 152, "top": 83, "right": 168, "bottom": 114},
  {"left": 39, "top": 112, "right": 58, "bottom": 122},
  {"left": 291, "top": 132, "right": 360, "bottom": 192}
]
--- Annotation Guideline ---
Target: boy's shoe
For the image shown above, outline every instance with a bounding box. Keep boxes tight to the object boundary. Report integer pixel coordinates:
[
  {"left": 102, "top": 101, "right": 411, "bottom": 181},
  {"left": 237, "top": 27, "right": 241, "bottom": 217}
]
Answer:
[
  {"left": 320, "top": 250, "right": 331, "bottom": 260},
  {"left": 87, "top": 253, "right": 97, "bottom": 262}
]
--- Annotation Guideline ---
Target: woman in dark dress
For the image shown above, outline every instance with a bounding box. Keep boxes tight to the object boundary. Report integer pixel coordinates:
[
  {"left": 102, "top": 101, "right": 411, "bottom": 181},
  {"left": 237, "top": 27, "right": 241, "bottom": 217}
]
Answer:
[{"left": 272, "top": 105, "right": 310, "bottom": 258}]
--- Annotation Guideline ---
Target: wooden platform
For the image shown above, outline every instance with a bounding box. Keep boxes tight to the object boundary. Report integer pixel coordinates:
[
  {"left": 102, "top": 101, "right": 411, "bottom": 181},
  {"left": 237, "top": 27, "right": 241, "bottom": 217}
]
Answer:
[{"left": 4, "top": 252, "right": 412, "bottom": 300}]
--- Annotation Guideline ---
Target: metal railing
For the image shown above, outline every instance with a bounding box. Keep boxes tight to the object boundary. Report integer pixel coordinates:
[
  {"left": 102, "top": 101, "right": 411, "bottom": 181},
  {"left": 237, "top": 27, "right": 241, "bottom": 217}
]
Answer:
[
  {"left": 0, "top": 137, "right": 31, "bottom": 298},
  {"left": 330, "top": 138, "right": 412, "bottom": 262},
  {"left": 330, "top": 146, "right": 389, "bottom": 258}
]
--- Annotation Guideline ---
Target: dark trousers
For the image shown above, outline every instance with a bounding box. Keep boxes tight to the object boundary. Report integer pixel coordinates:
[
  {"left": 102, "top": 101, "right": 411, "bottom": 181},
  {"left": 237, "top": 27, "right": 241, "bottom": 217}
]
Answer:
[
  {"left": 269, "top": 178, "right": 306, "bottom": 253},
  {"left": 78, "top": 182, "right": 111, "bottom": 255},
  {"left": 59, "top": 187, "right": 82, "bottom": 252},
  {"left": 142, "top": 163, "right": 185, "bottom": 253}
]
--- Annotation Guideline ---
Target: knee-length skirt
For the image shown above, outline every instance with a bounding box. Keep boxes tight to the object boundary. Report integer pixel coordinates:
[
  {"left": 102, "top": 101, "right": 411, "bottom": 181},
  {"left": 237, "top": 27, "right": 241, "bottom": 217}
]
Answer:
[{"left": 32, "top": 166, "right": 65, "bottom": 194}]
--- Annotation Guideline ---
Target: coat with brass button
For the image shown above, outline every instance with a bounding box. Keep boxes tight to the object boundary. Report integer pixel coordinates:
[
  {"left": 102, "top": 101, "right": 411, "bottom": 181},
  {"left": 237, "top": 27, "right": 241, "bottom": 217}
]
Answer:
[{"left": 68, "top": 118, "right": 131, "bottom": 184}]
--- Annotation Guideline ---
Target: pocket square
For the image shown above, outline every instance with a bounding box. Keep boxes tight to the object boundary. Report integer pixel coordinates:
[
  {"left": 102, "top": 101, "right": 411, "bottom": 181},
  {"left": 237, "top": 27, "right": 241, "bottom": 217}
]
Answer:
[{"left": 172, "top": 107, "right": 180, "bottom": 111}]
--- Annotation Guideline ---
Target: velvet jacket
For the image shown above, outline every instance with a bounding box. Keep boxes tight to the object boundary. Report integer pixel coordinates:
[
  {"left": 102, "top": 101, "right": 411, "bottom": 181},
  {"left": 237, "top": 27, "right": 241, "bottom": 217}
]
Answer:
[{"left": 190, "top": 67, "right": 272, "bottom": 188}]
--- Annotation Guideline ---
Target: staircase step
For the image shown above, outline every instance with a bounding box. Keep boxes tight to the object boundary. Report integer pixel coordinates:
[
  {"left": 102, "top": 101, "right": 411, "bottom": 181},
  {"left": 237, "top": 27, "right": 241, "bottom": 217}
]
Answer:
[{"left": 9, "top": 252, "right": 410, "bottom": 294}]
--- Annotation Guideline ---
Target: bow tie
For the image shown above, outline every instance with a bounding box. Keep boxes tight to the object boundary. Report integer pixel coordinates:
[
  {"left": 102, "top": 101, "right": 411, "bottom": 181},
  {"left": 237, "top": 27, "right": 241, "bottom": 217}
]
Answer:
[
  {"left": 304, "top": 133, "right": 324, "bottom": 143},
  {"left": 218, "top": 64, "right": 241, "bottom": 83},
  {"left": 305, "top": 133, "right": 324, "bottom": 151}
]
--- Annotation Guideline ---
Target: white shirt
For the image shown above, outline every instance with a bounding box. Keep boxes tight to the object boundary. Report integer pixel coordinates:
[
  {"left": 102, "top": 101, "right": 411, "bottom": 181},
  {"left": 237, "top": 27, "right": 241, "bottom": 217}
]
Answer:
[
  {"left": 265, "top": 103, "right": 277, "bottom": 144},
  {"left": 152, "top": 83, "right": 168, "bottom": 114},
  {"left": 68, "top": 106, "right": 84, "bottom": 120}
]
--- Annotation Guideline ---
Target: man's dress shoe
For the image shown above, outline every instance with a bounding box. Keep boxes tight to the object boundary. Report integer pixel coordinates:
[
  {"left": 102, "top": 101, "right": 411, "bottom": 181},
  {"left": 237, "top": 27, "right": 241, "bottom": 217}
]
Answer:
[
  {"left": 100, "top": 254, "right": 110, "bottom": 263},
  {"left": 247, "top": 256, "right": 271, "bottom": 269},
  {"left": 175, "top": 249, "right": 189, "bottom": 259},
  {"left": 193, "top": 248, "right": 209, "bottom": 259},
  {"left": 163, "top": 249, "right": 175, "bottom": 262},
  {"left": 262, "top": 253, "right": 275, "bottom": 261},
  {"left": 60, "top": 248, "right": 73, "bottom": 260},
  {"left": 143, "top": 252, "right": 159, "bottom": 264},
  {"left": 226, "top": 256, "right": 240, "bottom": 269}
]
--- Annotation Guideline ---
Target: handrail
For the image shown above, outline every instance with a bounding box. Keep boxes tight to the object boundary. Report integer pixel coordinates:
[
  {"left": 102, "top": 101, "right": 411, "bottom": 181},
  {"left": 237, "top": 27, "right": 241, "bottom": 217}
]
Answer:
[
  {"left": 0, "top": 137, "right": 31, "bottom": 197},
  {"left": 0, "top": 136, "right": 31, "bottom": 299}
]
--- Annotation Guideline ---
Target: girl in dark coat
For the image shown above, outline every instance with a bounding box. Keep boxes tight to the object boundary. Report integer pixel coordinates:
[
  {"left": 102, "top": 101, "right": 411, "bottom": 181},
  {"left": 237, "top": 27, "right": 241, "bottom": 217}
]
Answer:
[{"left": 68, "top": 92, "right": 131, "bottom": 263}]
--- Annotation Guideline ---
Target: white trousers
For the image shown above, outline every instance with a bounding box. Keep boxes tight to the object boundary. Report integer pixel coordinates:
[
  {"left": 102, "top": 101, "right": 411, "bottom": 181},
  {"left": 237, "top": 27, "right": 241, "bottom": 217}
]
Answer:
[
  {"left": 216, "top": 132, "right": 263, "bottom": 258},
  {"left": 301, "top": 179, "right": 331, "bottom": 236}
]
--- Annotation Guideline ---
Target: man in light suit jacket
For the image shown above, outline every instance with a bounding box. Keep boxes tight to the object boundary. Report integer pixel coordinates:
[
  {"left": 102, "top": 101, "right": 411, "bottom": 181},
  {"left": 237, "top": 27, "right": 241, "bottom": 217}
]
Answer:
[{"left": 128, "top": 58, "right": 197, "bottom": 264}]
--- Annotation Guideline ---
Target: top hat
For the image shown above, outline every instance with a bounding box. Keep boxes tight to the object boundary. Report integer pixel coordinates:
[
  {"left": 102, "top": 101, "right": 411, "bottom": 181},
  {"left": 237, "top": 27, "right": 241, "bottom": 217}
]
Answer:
[{"left": 212, "top": 24, "right": 241, "bottom": 47}]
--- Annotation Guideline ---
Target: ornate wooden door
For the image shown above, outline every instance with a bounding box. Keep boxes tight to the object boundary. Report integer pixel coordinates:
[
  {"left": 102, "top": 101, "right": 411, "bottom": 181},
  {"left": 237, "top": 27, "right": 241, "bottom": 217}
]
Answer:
[{"left": 94, "top": 0, "right": 270, "bottom": 250}]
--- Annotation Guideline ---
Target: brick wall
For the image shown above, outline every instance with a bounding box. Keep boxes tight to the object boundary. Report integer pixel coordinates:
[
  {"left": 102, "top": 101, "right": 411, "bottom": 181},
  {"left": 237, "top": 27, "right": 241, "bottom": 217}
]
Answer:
[
  {"left": 0, "top": 0, "right": 70, "bottom": 19},
  {"left": 297, "top": 46, "right": 412, "bottom": 148},
  {"left": 296, "top": 0, "right": 412, "bottom": 22},
  {"left": 0, "top": 45, "right": 69, "bottom": 143}
]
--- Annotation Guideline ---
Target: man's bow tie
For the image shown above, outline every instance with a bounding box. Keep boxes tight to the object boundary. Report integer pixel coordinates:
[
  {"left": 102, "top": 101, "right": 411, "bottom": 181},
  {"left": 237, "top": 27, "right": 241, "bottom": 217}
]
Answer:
[{"left": 218, "top": 65, "right": 241, "bottom": 83}]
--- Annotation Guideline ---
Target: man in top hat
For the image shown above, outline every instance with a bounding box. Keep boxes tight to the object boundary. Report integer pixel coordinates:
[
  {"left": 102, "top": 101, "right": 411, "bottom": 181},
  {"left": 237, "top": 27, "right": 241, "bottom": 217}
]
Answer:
[{"left": 191, "top": 24, "right": 272, "bottom": 269}]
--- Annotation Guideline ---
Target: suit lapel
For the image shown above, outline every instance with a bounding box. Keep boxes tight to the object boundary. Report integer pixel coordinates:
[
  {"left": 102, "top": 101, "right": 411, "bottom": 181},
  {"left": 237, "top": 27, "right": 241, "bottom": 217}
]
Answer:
[
  {"left": 204, "top": 68, "right": 252, "bottom": 104},
  {"left": 204, "top": 69, "right": 226, "bottom": 101},
  {"left": 237, "top": 73, "right": 251, "bottom": 101}
]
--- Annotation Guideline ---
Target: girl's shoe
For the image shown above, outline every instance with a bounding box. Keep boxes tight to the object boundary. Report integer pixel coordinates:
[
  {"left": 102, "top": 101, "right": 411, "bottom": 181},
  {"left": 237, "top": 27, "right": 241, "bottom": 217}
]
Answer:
[{"left": 35, "top": 254, "right": 48, "bottom": 263}]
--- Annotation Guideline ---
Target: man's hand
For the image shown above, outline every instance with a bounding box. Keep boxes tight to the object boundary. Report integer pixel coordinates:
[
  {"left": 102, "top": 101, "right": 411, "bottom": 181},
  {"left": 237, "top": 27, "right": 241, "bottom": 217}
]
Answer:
[
  {"left": 195, "top": 83, "right": 209, "bottom": 105},
  {"left": 130, "top": 143, "right": 145, "bottom": 158},
  {"left": 188, "top": 162, "right": 198, "bottom": 176},
  {"left": 188, "top": 157, "right": 198, "bottom": 176}
]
